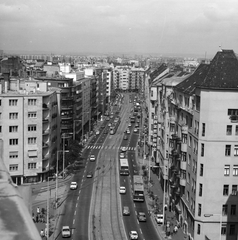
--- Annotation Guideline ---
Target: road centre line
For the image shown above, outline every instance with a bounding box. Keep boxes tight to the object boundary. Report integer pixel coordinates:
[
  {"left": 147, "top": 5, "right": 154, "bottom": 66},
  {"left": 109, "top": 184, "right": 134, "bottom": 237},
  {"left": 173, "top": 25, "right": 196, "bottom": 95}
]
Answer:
[{"left": 74, "top": 210, "right": 77, "bottom": 215}]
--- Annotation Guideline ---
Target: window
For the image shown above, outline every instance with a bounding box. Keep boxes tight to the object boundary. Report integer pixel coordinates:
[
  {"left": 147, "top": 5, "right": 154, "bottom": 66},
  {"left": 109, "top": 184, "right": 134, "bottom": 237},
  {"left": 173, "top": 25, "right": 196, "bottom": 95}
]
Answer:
[
  {"left": 223, "top": 185, "right": 229, "bottom": 196},
  {"left": 234, "top": 145, "right": 238, "bottom": 156},
  {"left": 9, "top": 151, "right": 18, "bottom": 159},
  {"left": 221, "top": 224, "right": 227, "bottom": 235},
  {"left": 231, "top": 205, "right": 236, "bottom": 216},
  {"left": 28, "top": 99, "right": 37, "bottom": 105},
  {"left": 202, "top": 123, "right": 205, "bottom": 136},
  {"left": 182, "top": 133, "right": 187, "bottom": 144},
  {"left": 224, "top": 165, "right": 230, "bottom": 176},
  {"left": 9, "top": 99, "right": 18, "bottom": 106},
  {"left": 28, "top": 150, "right": 38, "bottom": 158},
  {"left": 9, "top": 126, "right": 18, "bottom": 132},
  {"left": 189, "top": 135, "right": 192, "bottom": 147},
  {"left": 225, "top": 145, "right": 231, "bottom": 156},
  {"left": 28, "top": 112, "right": 37, "bottom": 118},
  {"left": 9, "top": 164, "right": 18, "bottom": 171},
  {"left": 187, "top": 173, "right": 190, "bottom": 184},
  {"left": 222, "top": 205, "right": 228, "bottom": 215},
  {"left": 9, "top": 139, "right": 18, "bottom": 145},
  {"left": 199, "top": 184, "right": 203, "bottom": 196},
  {"left": 0, "top": 100, "right": 1, "bottom": 106},
  {"left": 227, "top": 125, "right": 232, "bottom": 135},
  {"left": 186, "top": 191, "right": 189, "bottom": 201},
  {"left": 198, "top": 204, "right": 201, "bottom": 216},
  {"left": 9, "top": 112, "right": 18, "bottom": 119},
  {"left": 232, "top": 185, "right": 237, "bottom": 195},
  {"left": 28, "top": 125, "right": 37, "bottom": 131},
  {"left": 197, "top": 224, "right": 201, "bottom": 234},
  {"left": 28, "top": 137, "right": 36, "bottom": 145},
  {"left": 182, "top": 152, "right": 187, "bottom": 162},
  {"left": 229, "top": 224, "right": 235, "bottom": 235},
  {"left": 233, "top": 165, "right": 238, "bottom": 176},
  {"left": 200, "top": 164, "right": 204, "bottom": 176},
  {"left": 28, "top": 163, "right": 36, "bottom": 169},
  {"left": 201, "top": 143, "right": 204, "bottom": 156},
  {"left": 236, "top": 126, "right": 238, "bottom": 135},
  {"left": 228, "top": 109, "right": 238, "bottom": 115}
]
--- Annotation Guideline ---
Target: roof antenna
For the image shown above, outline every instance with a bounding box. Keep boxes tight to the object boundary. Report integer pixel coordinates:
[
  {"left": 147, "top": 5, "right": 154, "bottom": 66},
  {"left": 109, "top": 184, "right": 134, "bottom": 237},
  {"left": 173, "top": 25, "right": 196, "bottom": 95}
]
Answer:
[{"left": 219, "top": 44, "right": 222, "bottom": 52}]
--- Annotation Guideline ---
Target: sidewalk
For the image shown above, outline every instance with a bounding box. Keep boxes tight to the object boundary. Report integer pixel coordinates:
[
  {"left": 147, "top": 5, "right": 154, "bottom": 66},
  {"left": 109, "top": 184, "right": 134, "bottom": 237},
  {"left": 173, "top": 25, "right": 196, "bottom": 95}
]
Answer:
[
  {"left": 137, "top": 106, "right": 188, "bottom": 239},
  {"left": 31, "top": 174, "right": 73, "bottom": 239}
]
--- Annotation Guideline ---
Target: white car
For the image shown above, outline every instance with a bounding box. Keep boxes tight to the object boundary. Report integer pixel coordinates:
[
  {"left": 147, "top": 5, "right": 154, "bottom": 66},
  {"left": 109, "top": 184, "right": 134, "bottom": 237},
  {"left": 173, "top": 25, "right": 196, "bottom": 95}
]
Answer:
[
  {"left": 70, "top": 182, "right": 77, "bottom": 190},
  {"left": 155, "top": 214, "right": 164, "bottom": 225},
  {"left": 128, "top": 123, "right": 132, "bottom": 127},
  {"left": 126, "top": 129, "right": 130, "bottom": 134},
  {"left": 133, "top": 128, "right": 138, "bottom": 133},
  {"left": 129, "top": 231, "right": 138, "bottom": 239},
  {"left": 90, "top": 155, "right": 96, "bottom": 161},
  {"left": 120, "top": 152, "right": 125, "bottom": 158},
  {"left": 119, "top": 186, "right": 126, "bottom": 194},
  {"left": 61, "top": 226, "right": 71, "bottom": 238},
  {"left": 96, "top": 130, "right": 100, "bottom": 135},
  {"left": 121, "top": 146, "right": 127, "bottom": 152}
]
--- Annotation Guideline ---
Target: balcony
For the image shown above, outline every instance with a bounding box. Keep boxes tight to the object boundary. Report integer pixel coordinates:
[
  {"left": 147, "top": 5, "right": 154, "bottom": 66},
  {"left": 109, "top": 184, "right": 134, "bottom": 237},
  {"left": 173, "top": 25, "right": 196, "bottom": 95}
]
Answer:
[
  {"left": 42, "top": 153, "right": 50, "bottom": 160},
  {"left": 172, "top": 134, "right": 179, "bottom": 140},
  {"left": 181, "top": 143, "right": 187, "bottom": 152},
  {"left": 170, "top": 116, "right": 176, "bottom": 124},
  {"left": 180, "top": 161, "right": 187, "bottom": 170},
  {"left": 175, "top": 188, "right": 181, "bottom": 196},
  {"left": 42, "top": 103, "right": 49, "bottom": 109},
  {"left": 172, "top": 149, "right": 179, "bottom": 156},
  {"left": 181, "top": 125, "right": 188, "bottom": 134},
  {"left": 52, "top": 113, "right": 57, "bottom": 118},
  {"left": 180, "top": 178, "right": 186, "bottom": 186},
  {"left": 42, "top": 143, "right": 49, "bottom": 148},
  {"left": 42, "top": 129, "right": 50, "bottom": 135}
]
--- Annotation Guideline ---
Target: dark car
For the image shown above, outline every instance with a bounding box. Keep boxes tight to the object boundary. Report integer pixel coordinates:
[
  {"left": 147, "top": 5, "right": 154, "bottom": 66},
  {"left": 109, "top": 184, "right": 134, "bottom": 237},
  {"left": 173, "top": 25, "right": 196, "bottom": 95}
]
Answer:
[
  {"left": 123, "top": 135, "right": 128, "bottom": 140},
  {"left": 87, "top": 171, "right": 93, "bottom": 178},
  {"left": 137, "top": 212, "right": 146, "bottom": 222}
]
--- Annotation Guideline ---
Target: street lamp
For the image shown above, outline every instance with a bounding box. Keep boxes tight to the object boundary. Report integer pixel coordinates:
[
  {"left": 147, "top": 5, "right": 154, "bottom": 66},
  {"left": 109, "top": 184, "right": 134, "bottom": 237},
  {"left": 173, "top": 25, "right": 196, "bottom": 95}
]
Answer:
[
  {"left": 204, "top": 213, "right": 222, "bottom": 240},
  {"left": 47, "top": 176, "right": 55, "bottom": 239},
  {"left": 161, "top": 165, "right": 168, "bottom": 226}
]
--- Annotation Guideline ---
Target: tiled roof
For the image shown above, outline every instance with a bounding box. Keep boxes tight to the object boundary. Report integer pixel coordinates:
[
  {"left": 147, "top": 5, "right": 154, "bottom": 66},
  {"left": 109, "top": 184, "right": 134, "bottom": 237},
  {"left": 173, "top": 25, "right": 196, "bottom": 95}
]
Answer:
[
  {"left": 175, "top": 50, "right": 238, "bottom": 94},
  {"left": 149, "top": 63, "right": 168, "bottom": 81}
]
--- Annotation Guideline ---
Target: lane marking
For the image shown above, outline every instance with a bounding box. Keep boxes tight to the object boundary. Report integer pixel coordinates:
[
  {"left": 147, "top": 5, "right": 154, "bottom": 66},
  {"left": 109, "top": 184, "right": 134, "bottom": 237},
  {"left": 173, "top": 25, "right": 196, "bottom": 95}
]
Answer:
[{"left": 74, "top": 210, "right": 77, "bottom": 215}]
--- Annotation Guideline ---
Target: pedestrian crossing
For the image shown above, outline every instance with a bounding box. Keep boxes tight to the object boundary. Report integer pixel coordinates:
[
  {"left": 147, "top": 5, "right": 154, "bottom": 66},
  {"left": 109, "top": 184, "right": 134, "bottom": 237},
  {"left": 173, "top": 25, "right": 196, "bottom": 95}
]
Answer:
[{"left": 85, "top": 145, "right": 136, "bottom": 151}]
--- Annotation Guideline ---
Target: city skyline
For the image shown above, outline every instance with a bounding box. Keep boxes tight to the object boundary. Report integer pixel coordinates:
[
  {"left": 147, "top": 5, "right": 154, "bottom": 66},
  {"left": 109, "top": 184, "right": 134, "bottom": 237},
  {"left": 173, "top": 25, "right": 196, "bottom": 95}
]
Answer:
[{"left": 1, "top": 0, "right": 238, "bottom": 58}]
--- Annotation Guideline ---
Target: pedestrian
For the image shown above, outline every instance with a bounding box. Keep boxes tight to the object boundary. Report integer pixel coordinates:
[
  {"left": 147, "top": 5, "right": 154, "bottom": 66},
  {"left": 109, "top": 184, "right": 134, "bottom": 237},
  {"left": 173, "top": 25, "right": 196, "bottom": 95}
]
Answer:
[
  {"left": 37, "top": 207, "right": 40, "bottom": 215},
  {"left": 40, "top": 229, "right": 44, "bottom": 238},
  {"left": 32, "top": 213, "right": 35, "bottom": 223},
  {"left": 174, "top": 225, "right": 178, "bottom": 233}
]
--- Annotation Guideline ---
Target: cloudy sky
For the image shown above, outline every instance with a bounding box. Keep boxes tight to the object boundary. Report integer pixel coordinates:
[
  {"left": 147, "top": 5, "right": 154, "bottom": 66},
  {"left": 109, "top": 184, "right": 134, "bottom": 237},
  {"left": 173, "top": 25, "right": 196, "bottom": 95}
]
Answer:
[{"left": 0, "top": 0, "right": 238, "bottom": 57}]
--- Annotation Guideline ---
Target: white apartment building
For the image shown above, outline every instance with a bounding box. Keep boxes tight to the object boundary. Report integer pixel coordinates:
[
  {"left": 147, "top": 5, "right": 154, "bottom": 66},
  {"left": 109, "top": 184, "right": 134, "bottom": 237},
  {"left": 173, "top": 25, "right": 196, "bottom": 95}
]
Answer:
[
  {"left": 0, "top": 79, "right": 59, "bottom": 184},
  {"left": 150, "top": 50, "right": 238, "bottom": 240}
]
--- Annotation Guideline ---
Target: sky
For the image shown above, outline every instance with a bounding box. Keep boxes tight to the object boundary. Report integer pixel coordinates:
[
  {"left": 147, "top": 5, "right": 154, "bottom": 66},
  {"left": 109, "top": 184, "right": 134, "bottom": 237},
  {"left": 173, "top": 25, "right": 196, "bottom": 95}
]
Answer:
[{"left": 0, "top": 0, "right": 238, "bottom": 57}]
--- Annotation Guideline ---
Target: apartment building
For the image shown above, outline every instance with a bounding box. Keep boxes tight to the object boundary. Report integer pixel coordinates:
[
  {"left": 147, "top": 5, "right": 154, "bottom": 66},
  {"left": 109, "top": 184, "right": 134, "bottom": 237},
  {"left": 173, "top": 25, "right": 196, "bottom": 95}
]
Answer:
[
  {"left": 129, "top": 67, "right": 145, "bottom": 93},
  {"left": 0, "top": 78, "right": 59, "bottom": 184},
  {"left": 113, "top": 66, "right": 130, "bottom": 91},
  {"left": 153, "top": 50, "right": 238, "bottom": 240}
]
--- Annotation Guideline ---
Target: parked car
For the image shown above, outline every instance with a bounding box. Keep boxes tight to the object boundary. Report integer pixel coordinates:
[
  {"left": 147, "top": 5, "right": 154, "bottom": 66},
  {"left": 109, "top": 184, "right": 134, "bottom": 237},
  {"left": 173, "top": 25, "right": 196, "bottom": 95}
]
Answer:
[
  {"left": 129, "top": 231, "right": 138, "bottom": 239},
  {"left": 123, "top": 206, "right": 130, "bottom": 216},
  {"left": 70, "top": 182, "right": 77, "bottom": 190},
  {"left": 96, "top": 130, "right": 100, "bottom": 135},
  {"left": 155, "top": 214, "right": 164, "bottom": 225},
  {"left": 137, "top": 212, "right": 146, "bottom": 222},
  {"left": 61, "top": 226, "right": 71, "bottom": 238},
  {"left": 119, "top": 186, "right": 126, "bottom": 194},
  {"left": 120, "top": 152, "right": 126, "bottom": 158}
]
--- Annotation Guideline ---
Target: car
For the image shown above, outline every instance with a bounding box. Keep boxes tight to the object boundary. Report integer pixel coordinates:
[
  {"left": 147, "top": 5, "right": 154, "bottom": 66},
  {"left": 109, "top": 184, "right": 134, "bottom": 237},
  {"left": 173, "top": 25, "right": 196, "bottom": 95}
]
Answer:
[
  {"left": 110, "top": 115, "right": 114, "bottom": 119},
  {"left": 61, "top": 226, "right": 71, "bottom": 238},
  {"left": 123, "top": 206, "right": 130, "bottom": 216},
  {"left": 123, "top": 135, "right": 128, "bottom": 140},
  {"left": 133, "top": 128, "right": 138, "bottom": 133},
  {"left": 137, "top": 212, "right": 146, "bottom": 222},
  {"left": 87, "top": 171, "right": 93, "bottom": 178},
  {"left": 129, "top": 231, "right": 138, "bottom": 239},
  {"left": 119, "top": 186, "right": 126, "bottom": 194},
  {"left": 121, "top": 146, "right": 127, "bottom": 152},
  {"left": 106, "top": 117, "right": 110, "bottom": 121},
  {"left": 96, "top": 130, "right": 100, "bottom": 135},
  {"left": 126, "top": 129, "right": 130, "bottom": 134},
  {"left": 128, "top": 122, "right": 132, "bottom": 127},
  {"left": 155, "top": 214, "right": 164, "bottom": 225},
  {"left": 90, "top": 155, "right": 96, "bottom": 161},
  {"left": 135, "top": 123, "right": 139, "bottom": 127},
  {"left": 120, "top": 152, "right": 125, "bottom": 158},
  {"left": 70, "top": 182, "right": 78, "bottom": 190},
  {"left": 108, "top": 122, "right": 112, "bottom": 127}
]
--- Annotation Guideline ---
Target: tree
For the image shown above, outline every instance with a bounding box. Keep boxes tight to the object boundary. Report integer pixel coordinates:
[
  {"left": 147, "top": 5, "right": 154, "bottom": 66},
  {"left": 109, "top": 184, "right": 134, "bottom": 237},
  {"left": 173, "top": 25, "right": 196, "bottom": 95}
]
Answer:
[{"left": 65, "top": 139, "right": 84, "bottom": 165}]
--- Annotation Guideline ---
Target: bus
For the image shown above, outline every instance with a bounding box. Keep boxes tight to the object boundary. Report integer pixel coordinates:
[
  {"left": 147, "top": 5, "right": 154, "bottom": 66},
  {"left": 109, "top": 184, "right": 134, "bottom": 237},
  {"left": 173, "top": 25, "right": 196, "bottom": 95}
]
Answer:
[
  {"left": 119, "top": 159, "right": 129, "bottom": 175},
  {"left": 133, "top": 175, "right": 144, "bottom": 202}
]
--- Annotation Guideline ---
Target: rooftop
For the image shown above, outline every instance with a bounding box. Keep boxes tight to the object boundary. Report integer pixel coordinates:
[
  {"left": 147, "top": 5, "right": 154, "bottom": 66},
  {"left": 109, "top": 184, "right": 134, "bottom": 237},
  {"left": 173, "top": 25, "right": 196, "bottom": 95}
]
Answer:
[{"left": 176, "top": 49, "right": 238, "bottom": 94}]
